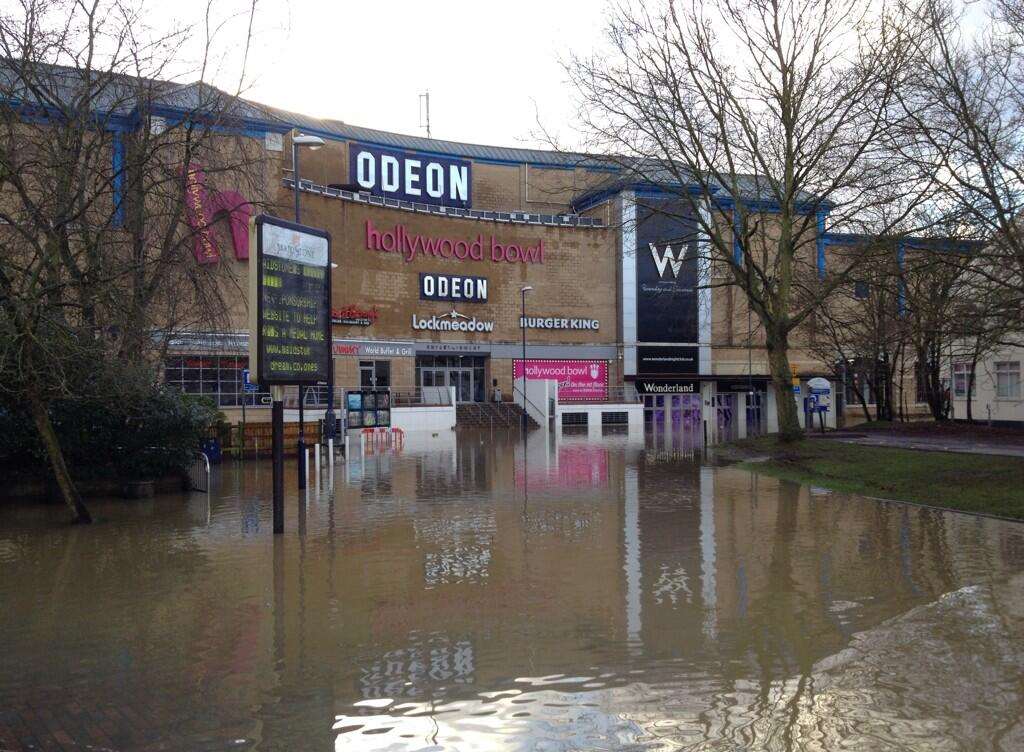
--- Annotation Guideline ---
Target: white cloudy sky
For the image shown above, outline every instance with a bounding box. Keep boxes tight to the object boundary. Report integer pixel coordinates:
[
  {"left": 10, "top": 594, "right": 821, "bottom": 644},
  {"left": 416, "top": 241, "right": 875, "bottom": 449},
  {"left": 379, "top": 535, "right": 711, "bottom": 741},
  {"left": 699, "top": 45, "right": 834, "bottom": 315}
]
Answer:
[
  {"left": 146, "top": 0, "right": 992, "bottom": 151},
  {"left": 160, "top": 0, "right": 608, "bottom": 150}
]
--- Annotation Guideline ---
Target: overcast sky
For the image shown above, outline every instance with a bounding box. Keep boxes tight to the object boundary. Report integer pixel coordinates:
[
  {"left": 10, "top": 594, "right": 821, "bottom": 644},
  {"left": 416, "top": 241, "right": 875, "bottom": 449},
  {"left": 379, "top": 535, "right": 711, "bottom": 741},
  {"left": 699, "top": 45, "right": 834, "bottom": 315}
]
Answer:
[{"left": 186, "top": 0, "right": 607, "bottom": 150}]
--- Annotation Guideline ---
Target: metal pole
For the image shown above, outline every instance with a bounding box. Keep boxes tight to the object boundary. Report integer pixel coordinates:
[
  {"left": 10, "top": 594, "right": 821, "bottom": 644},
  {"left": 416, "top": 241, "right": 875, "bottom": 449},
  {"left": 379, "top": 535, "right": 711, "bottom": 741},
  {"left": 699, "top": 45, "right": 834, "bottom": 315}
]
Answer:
[
  {"left": 293, "top": 138, "right": 307, "bottom": 491},
  {"left": 272, "top": 385, "right": 284, "bottom": 534},
  {"left": 298, "top": 386, "right": 306, "bottom": 490},
  {"left": 293, "top": 141, "right": 300, "bottom": 224},
  {"left": 521, "top": 288, "right": 527, "bottom": 431}
]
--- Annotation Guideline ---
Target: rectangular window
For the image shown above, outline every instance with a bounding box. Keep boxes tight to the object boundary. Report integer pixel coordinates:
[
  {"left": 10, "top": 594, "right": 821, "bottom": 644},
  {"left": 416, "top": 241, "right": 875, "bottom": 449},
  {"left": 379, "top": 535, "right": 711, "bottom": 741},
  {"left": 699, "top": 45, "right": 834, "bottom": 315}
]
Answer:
[
  {"left": 952, "top": 363, "right": 969, "bottom": 397},
  {"left": 164, "top": 355, "right": 256, "bottom": 407},
  {"left": 601, "top": 411, "right": 628, "bottom": 425},
  {"left": 995, "top": 361, "right": 1021, "bottom": 399}
]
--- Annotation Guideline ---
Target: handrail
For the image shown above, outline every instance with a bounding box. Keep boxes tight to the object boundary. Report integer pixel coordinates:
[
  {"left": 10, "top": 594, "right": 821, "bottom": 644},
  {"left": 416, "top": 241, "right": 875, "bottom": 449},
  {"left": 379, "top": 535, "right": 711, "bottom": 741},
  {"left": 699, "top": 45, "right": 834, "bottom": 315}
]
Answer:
[{"left": 512, "top": 383, "right": 549, "bottom": 423}]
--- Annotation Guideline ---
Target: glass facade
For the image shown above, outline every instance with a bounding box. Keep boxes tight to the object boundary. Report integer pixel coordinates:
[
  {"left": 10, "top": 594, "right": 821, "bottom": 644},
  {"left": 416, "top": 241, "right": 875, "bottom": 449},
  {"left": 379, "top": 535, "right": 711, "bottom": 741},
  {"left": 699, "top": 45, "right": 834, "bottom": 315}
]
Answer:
[
  {"left": 164, "top": 355, "right": 268, "bottom": 407},
  {"left": 415, "top": 355, "right": 487, "bottom": 402}
]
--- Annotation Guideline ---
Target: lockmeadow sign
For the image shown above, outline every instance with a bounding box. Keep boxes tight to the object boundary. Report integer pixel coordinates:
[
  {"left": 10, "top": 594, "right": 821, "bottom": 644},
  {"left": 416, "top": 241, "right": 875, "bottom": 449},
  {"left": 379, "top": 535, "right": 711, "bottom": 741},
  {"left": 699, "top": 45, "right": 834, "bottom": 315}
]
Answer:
[
  {"left": 248, "top": 215, "right": 331, "bottom": 385},
  {"left": 350, "top": 143, "right": 471, "bottom": 208},
  {"left": 420, "top": 272, "right": 488, "bottom": 303},
  {"left": 412, "top": 309, "right": 494, "bottom": 333}
]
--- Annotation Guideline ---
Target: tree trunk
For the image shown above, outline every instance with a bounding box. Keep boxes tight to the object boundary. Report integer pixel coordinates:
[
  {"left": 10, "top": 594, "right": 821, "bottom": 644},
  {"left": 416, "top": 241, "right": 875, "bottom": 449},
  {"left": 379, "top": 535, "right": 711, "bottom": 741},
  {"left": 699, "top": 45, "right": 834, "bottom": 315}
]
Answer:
[
  {"left": 27, "top": 395, "right": 92, "bottom": 524},
  {"left": 965, "top": 353, "right": 980, "bottom": 424},
  {"left": 767, "top": 331, "right": 803, "bottom": 441}
]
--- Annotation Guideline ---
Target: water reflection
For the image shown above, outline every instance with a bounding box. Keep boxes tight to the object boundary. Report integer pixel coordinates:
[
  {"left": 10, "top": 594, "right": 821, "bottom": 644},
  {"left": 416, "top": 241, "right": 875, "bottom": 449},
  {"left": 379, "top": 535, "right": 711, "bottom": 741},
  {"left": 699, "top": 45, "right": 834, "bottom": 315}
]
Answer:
[{"left": 0, "top": 427, "right": 1021, "bottom": 751}]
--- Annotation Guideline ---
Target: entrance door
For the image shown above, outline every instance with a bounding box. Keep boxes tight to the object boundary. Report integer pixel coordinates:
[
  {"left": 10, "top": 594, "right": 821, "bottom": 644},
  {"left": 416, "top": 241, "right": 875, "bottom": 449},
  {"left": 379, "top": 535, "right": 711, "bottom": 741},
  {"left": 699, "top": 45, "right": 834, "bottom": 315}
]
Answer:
[{"left": 448, "top": 368, "right": 473, "bottom": 403}]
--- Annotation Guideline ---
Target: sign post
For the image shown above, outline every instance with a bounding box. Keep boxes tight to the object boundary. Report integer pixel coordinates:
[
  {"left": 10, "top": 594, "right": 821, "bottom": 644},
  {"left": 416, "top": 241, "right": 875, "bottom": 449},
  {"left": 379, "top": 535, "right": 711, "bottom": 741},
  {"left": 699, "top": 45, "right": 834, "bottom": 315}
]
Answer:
[{"left": 249, "top": 215, "right": 332, "bottom": 534}]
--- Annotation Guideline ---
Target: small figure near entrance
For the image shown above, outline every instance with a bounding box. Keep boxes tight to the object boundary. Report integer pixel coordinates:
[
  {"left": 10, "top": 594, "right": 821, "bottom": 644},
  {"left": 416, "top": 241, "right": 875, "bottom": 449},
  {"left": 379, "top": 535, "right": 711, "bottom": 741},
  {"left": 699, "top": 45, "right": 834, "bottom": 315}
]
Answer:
[{"left": 492, "top": 378, "right": 502, "bottom": 402}]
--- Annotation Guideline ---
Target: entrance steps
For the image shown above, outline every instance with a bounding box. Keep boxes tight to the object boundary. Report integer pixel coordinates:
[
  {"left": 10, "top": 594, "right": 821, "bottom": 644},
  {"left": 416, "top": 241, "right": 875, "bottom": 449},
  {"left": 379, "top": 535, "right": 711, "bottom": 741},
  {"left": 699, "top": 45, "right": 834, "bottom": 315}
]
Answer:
[{"left": 457, "top": 402, "right": 539, "bottom": 429}]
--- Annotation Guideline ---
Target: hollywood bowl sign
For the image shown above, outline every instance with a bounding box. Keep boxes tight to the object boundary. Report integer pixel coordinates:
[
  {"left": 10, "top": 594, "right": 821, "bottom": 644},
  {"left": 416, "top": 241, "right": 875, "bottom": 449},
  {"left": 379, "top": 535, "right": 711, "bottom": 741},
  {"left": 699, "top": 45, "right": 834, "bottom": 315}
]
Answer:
[{"left": 367, "top": 220, "right": 544, "bottom": 265}]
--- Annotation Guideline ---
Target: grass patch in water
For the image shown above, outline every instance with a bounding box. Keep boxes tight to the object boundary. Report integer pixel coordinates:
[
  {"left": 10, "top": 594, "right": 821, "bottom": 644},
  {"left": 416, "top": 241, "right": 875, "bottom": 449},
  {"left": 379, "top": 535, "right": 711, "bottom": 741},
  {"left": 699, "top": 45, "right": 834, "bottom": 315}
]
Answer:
[{"left": 735, "top": 437, "right": 1024, "bottom": 520}]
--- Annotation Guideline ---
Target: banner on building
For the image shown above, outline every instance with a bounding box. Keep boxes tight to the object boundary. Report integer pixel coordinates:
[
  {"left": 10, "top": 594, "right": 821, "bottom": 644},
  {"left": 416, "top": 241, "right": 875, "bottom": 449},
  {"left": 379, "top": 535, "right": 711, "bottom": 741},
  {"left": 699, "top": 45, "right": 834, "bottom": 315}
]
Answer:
[
  {"left": 513, "top": 359, "right": 608, "bottom": 401},
  {"left": 637, "top": 345, "right": 699, "bottom": 376},
  {"left": 635, "top": 199, "right": 699, "bottom": 343}
]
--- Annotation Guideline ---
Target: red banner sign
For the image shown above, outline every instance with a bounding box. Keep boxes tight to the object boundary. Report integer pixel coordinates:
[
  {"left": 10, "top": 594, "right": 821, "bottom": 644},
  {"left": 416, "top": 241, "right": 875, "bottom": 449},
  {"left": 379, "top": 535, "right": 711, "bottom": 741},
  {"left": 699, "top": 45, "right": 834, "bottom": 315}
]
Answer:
[{"left": 513, "top": 359, "right": 608, "bottom": 401}]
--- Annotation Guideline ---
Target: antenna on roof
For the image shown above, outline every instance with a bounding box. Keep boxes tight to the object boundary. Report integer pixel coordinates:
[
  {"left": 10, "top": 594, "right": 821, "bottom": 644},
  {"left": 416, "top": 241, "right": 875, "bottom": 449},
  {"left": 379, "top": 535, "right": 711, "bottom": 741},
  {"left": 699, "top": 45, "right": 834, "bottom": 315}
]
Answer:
[{"left": 419, "top": 91, "right": 431, "bottom": 139}]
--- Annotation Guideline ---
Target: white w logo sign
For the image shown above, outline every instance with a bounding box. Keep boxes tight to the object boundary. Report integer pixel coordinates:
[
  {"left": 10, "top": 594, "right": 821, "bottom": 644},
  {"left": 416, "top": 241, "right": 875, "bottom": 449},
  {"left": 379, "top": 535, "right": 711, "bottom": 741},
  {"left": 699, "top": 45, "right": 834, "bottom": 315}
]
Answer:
[{"left": 649, "top": 243, "right": 684, "bottom": 279}]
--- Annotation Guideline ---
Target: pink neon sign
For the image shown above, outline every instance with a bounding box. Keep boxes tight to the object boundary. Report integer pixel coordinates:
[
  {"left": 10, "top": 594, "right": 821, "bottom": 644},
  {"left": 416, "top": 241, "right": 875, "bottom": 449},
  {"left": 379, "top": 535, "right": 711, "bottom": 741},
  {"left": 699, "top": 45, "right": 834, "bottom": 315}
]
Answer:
[{"left": 513, "top": 359, "right": 608, "bottom": 402}]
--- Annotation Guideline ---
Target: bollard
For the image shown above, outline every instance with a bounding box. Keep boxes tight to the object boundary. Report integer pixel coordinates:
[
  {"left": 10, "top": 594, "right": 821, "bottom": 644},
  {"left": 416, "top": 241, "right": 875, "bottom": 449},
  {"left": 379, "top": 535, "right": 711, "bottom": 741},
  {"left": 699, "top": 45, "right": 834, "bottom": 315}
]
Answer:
[
  {"left": 344, "top": 435, "right": 349, "bottom": 462},
  {"left": 328, "top": 437, "right": 334, "bottom": 464},
  {"left": 314, "top": 442, "right": 321, "bottom": 473},
  {"left": 304, "top": 448, "right": 310, "bottom": 486}
]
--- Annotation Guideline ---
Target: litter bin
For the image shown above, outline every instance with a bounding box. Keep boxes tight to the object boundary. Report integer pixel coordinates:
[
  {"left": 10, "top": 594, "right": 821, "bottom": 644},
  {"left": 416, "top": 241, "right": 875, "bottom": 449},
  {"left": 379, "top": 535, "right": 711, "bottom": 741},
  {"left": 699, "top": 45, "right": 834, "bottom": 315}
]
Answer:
[{"left": 201, "top": 436, "right": 222, "bottom": 464}]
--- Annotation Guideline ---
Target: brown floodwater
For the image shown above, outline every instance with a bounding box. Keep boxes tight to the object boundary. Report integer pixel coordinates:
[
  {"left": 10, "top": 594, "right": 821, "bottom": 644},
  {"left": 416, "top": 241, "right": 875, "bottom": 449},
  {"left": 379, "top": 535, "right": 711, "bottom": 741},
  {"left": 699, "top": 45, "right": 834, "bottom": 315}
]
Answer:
[{"left": 1, "top": 427, "right": 1023, "bottom": 751}]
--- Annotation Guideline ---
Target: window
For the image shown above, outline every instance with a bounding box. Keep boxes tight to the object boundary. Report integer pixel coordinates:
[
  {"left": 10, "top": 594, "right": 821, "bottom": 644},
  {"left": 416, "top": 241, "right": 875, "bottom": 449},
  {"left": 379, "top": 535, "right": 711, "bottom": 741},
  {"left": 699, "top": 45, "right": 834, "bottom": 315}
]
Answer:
[
  {"left": 164, "top": 355, "right": 261, "bottom": 407},
  {"left": 995, "top": 361, "right": 1021, "bottom": 399},
  {"left": 853, "top": 280, "right": 870, "bottom": 300},
  {"left": 601, "top": 411, "right": 628, "bottom": 425},
  {"left": 562, "top": 412, "right": 588, "bottom": 426},
  {"left": 952, "top": 363, "right": 970, "bottom": 398},
  {"left": 359, "top": 360, "right": 391, "bottom": 388}
]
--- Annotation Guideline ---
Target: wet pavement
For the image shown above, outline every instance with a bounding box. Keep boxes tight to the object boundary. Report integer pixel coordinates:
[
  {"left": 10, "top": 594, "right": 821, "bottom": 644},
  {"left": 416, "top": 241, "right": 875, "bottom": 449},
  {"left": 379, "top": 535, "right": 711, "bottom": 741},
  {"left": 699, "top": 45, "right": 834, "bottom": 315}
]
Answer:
[{"left": 1, "top": 427, "right": 1023, "bottom": 751}]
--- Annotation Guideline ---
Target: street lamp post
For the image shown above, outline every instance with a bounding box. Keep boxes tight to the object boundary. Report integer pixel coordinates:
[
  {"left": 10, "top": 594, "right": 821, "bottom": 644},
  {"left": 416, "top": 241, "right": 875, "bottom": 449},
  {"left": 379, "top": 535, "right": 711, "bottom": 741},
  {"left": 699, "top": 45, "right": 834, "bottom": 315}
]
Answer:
[
  {"left": 520, "top": 286, "right": 533, "bottom": 431},
  {"left": 292, "top": 133, "right": 325, "bottom": 490}
]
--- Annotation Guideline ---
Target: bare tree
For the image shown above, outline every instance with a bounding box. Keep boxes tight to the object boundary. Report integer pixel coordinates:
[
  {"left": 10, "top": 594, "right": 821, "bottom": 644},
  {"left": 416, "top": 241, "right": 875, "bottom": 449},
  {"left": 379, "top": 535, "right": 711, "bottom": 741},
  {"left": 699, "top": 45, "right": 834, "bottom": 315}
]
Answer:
[
  {"left": 567, "top": 0, "right": 934, "bottom": 439},
  {"left": 901, "top": 0, "right": 1024, "bottom": 307},
  {"left": 0, "top": 0, "right": 271, "bottom": 521}
]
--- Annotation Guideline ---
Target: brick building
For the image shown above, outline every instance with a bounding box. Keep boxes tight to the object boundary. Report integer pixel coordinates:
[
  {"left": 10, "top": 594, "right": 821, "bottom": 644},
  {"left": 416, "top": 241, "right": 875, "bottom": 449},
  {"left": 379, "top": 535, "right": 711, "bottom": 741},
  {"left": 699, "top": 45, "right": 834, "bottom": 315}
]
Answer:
[{"left": 160, "top": 103, "right": 938, "bottom": 437}]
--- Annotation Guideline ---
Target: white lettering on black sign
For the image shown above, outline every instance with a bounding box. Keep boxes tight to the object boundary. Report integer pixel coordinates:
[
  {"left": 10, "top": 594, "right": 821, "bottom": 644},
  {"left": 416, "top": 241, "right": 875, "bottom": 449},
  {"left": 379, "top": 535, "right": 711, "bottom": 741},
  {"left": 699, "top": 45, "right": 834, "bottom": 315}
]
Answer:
[
  {"left": 350, "top": 143, "right": 471, "bottom": 208},
  {"left": 419, "top": 273, "right": 488, "bottom": 303}
]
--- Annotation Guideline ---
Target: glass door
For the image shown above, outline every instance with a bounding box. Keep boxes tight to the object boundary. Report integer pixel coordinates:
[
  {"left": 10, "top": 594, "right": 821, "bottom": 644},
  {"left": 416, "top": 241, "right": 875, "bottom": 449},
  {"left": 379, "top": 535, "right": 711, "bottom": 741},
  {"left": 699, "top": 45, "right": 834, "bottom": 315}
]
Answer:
[{"left": 447, "top": 368, "right": 474, "bottom": 403}]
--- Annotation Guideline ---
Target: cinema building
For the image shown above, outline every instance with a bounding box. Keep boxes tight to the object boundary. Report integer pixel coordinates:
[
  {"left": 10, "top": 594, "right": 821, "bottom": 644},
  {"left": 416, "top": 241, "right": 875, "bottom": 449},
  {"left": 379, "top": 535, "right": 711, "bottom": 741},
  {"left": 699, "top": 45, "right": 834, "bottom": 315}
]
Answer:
[{"left": 170, "top": 107, "right": 875, "bottom": 438}]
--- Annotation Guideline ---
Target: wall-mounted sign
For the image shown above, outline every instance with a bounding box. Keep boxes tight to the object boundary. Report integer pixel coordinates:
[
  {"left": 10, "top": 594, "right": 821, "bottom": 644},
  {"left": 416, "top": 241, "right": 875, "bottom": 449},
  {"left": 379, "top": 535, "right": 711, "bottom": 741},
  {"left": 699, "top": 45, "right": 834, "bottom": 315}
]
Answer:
[
  {"left": 333, "top": 340, "right": 415, "bottom": 358},
  {"left": 331, "top": 305, "right": 379, "bottom": 326},
  {"left": 182, "top": 163, "right": 253, "bottom": 264},
  {"left": 637, "top": 345, "right": 699, "bottom": 376},
  {"left": 635, "top": 379, "right": 700, "bottom": 394},
  {"left": 636, "top": 199, "right": 699, "bottom": 343},
  {"left": 367, "top": 220, "right": 545, "bottom": 265},
  {"left": 412, "top": 309, "right": 494, "bottom": 333},
  {"left": 513, "top": 359, "right": 609, "bottom": 402},
  {"left": 519, "top": 316, "right": 599, "bottom": 330},
  {"left": 716, "top": 378, "right": 768, "bottom": 393},
  {"left": 420, "top": 273, "right": 488, "bottom": 303},
  {"left": 350, "top": 143, "right": 471, "bottom": 208},
  {"left": 248, "top": 215, "right": 331, "bottom": 385}
]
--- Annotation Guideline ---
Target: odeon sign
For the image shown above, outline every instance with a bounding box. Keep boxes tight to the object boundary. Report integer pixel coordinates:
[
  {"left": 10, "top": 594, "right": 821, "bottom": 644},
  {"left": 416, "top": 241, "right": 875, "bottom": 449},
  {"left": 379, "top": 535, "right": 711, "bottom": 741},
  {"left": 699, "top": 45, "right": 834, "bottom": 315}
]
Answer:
[
  {"left": 367, "top": 220, "right": 544, "bottom": 265},
  {"left": 350, "top": 143, "right": 471, "bottom": 208}
]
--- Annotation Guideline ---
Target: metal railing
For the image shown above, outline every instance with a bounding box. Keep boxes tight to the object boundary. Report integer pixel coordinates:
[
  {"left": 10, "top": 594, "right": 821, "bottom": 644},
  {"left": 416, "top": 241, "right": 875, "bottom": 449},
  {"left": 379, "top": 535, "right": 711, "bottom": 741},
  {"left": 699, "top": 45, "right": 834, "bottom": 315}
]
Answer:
[{"left": 188, "top": 452, "right": 210, "bottom": 492}]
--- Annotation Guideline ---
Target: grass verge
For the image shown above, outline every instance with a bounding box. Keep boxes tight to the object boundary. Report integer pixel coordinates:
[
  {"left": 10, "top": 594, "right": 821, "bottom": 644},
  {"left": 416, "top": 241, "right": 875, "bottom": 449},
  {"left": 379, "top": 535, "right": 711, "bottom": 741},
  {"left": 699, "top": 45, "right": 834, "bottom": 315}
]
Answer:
[{"left": 734, "top": 437, "right": 1024, "bottom": 520}]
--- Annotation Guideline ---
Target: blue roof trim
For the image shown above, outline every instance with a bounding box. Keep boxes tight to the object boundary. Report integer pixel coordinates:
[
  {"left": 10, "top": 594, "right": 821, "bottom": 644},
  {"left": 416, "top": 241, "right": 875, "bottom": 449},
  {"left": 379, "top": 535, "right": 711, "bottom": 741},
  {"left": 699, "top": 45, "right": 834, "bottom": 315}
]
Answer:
[{"left": 822, "top": 232, "right": 980, "bottom": 253}]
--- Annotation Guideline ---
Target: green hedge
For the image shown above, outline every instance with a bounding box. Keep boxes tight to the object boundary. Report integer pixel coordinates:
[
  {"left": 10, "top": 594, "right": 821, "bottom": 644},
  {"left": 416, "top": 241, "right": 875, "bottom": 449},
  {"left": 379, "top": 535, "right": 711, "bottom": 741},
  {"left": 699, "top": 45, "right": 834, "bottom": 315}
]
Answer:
[{"left": 0, "top": 385, "right": 220, "bottom": 481}]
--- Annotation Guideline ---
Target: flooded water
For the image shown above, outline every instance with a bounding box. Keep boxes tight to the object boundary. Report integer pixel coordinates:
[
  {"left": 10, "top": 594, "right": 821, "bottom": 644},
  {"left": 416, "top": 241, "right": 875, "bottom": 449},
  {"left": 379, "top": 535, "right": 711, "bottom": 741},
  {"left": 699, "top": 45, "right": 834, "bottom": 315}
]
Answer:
[{"left": 1, "top": 428, "right": 1023, "bottom": 751}]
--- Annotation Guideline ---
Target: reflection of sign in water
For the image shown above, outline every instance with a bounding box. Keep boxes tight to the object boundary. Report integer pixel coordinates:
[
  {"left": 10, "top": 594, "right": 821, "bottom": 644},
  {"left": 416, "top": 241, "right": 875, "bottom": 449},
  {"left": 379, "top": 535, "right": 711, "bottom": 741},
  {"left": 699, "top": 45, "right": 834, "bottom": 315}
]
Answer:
[
  {"left": 249, "top": 215, "right": 331, "bottom": 385},
  {"left": 358, "top": 638, "right": 475, "bottom": 699},
  {"left": 513, "top": 359, "right": 608, "bottom": 401},
  {"left": 515, "top": 445, "right": 610, "bottom": 489}
]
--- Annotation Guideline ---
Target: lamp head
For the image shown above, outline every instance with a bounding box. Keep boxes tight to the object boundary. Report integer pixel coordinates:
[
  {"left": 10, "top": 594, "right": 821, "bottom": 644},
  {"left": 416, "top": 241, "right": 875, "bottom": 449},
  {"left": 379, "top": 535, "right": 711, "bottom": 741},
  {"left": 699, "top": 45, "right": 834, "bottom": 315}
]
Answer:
[
  {"left": 521, "top": 286, "right": 534, "bottom": 294},
  {"left": 293, "top": 133, "right": 325, "bottom": 150}
]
